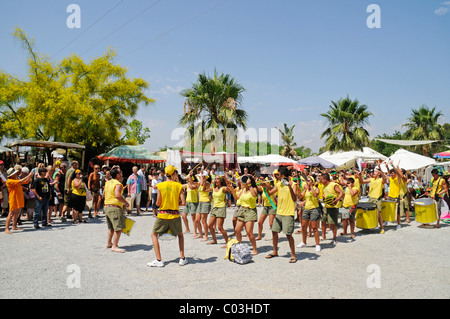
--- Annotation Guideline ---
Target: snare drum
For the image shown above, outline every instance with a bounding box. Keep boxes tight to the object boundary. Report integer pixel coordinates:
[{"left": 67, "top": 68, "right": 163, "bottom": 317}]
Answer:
[
  {"left": 414, "top": 198, "right": 436, "bottom": 224},
  {"left": 381, "top": 199, "right": 397, "bottom": 222},
  {"left": 356, "top": 202, "right": 378, "bottom": 229}
]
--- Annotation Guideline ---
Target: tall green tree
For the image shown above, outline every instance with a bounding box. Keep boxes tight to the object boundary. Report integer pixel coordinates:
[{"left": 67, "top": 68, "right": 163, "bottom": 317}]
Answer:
[
  {"left": 402, "top": 105, "right": 444, "bottom": 156},
  {"left": 0, "top": 27, "right": 154, "bottom": 166},
  {"left": 276, "top": 123, "right": 299, "bottom": 160},
  {"left": 179, "top": 70, "right": 248, "bottom": 153},
  {"left": 320, "top": 96, "right": 373, "bottom": 152},
  {"left": 123, "top": 119, "right": 151, "bottom": 145}
]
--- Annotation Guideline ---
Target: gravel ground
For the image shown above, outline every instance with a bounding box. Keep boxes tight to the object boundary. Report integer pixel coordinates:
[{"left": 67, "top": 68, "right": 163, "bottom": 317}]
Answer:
[{"left": 0, "top": 206, "right": 449, "bottom": 300}]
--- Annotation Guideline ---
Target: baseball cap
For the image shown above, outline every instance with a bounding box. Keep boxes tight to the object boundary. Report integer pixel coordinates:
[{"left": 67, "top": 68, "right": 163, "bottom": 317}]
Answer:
[{"left": 165, "top": 165, "right": 178, "bottom": 176}]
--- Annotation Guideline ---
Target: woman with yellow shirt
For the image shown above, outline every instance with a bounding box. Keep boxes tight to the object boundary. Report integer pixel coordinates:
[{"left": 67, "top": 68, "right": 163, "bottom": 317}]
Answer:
[
  {"left": 296, "top": 178, "right": 321, "bottom": 252},
  {"left": 196, "top": 173, "right": 212, "bottom": 241},
  {"left": 70, "top": 170, "right": 88, "bottom": 224},
  {"left": 205, "top": 176, "right": 231, "bottom": 247},
  {"left": 181, "top": 172, "right": 200, "bottom": 237},
  {"left": 340, "top": 177, "right": 359, "bottom": 239},
  {"left": 229, "top": 175, "right": 259, "bottom": 255},
  {"left": 256, "top": 177, "right": 277, "bottom": 240}
]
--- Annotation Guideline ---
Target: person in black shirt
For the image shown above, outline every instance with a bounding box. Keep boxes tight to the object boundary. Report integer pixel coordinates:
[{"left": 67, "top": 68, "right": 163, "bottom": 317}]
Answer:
[{"left": 31, "top": 167, "right": 52, "bottom": 229}]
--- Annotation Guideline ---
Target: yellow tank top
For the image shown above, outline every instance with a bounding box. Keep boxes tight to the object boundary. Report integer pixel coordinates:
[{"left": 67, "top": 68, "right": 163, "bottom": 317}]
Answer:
[
  {"left": 304, "top": 189, "right": 319, "bottom": 210},
  {"left": 212, "top": 187, "right": 226, "bottom": 208},
  {"left": 198, "top": 185, "right": 210, "bottom": 202},
  {"left": 276, "top": 183, "right": 295, "bottom": 216},
  {"left": 368, "top": 177, "right": 383, "bottom": 199},
  {"left": 262, "top": 189, "right": 276, "bottom": 207},
  {"left": 431, "top": 177, "right": 444, "bottom": 198},
  {"left": 388, "top": 177, "right": 400, "bottom": 198},
  {"left": 343, "top": 186, "right": 359, "bottom": 208},
  {"left": 235, "top": 187, "right": 241, "bottom": 206},
  {"left": 157, "top": 181, "right": 182, "bottom": 214},
  {"left": 324, "top": 182, "right": 338, "bottom": 208},
  {"left": 239, "top": 189, "right": 257, "bottom": 209},
  {"left": 399, "top": 178, "right": 408, "bottom": 197},
  {"left": 104, "top": 179, "right": 123, "bottom": 207},
  {"left": 186, "top": 186, "right": 198, "bottom": 203},
  {"left": 71, "top": 180, "right": 86, "bottom": 196}
]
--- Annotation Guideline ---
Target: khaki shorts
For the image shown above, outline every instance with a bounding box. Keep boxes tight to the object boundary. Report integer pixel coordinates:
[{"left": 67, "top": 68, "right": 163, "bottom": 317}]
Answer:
[
  {"left": 105, "top": 206, "right": 126, "bottom": 231},
  {"left": 210, "top": 206, "right": 227, "bottom": 218},
  {"left": 399, "top": 197, "right": 409, "bottom": 217},
  {"left": 237, "top": 207, "right": 257, "bottom": 222},
  {"left": 153, "top": 217, "right": 183, "bottom": 236},
  {"left": 368, "top": 197, "right": 382, "bottom": 212},
  {"left": 261, "top": 206, "right": 276, "bottom": 216},
  {"left": 198, "top": 202, "right": 211, "bottom": 214},
  {"left": 272, "top": 214, "right": 295, "bottom": 235},
  {"left": 183, "top": 202, "right": 198, "bottom": 215},
  {"left": 302, "top": 208, "right": 321, "bottom": 221}
]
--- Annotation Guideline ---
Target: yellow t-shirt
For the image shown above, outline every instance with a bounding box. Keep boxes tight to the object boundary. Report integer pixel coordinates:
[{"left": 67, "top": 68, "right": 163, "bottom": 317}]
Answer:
[
  {"left": 276, "top": 183, "right": 296, "bottom": 216},
  {"left": 104, "top": 179, "right": 123, "bottom": 207},
  {"left": 388, "top": 177, "right": 400, "bottom": 198},
  {"left": 212, "top": 187, "right": 226, "bottom": 208},
  {"left": 198, "top": 185, "right": 210, "bottom": 203},
  {"left": 317, "top": 182, "right": 324, "bottom": 199},
  {"left": 186, "top": 186, "right": 198, "bottom": 203},
  {"left": 239, "top": 190, "right": 257, "bottom": 209},
  {"left": 368, "top": 177, "right": 383, "bottom": 199},
  {"left": 399, "top": 178, "right": 408, "bottom": 197},
  {"left": 304, "top": 189, "right": 319, "bottom": 210},
  {"left": 430, "top": 177, "right": 445, "bottom": 198},
  {"left": 343, "top": 186, "right": 359, "bottom": 208},
  {"left": 157, "top": 181, "right": 183, "bottom": 219},
  {"left": 71, "top": 180, "right": 86, "bottom": 196}
]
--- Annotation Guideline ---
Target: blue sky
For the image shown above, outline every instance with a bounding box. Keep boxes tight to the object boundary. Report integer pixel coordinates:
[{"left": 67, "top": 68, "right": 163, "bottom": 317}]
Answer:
[{"left": 1, "top": 0, "right": 449, "bottom": 153}]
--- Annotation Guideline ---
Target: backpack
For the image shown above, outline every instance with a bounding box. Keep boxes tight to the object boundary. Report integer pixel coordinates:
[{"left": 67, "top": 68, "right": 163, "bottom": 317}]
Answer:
[{"left": 228, "top": 241, "right": 252, "bottom": 264}]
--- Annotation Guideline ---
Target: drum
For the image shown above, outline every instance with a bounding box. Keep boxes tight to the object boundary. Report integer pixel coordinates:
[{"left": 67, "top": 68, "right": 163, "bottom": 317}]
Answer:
[
  {"left": 414, "top": 198, "right": 436, "bottom": 224},
  {"left": 381, "top": 199, "right": 397, "bottom": 222},
  {"left": 356, "top": 202, "right": 378, "bottom": 229}
]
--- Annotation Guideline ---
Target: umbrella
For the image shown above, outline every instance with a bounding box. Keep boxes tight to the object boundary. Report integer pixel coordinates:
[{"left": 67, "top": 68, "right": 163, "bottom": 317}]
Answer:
[
  {"left": 299, "top": 155, "right": 337, "bottom": 169},
  {"left": 97, "top": 145, "right": 165, "bottom": 164},
  {"left": 434, "top": 150, "right": 450, "bottom": 159}
]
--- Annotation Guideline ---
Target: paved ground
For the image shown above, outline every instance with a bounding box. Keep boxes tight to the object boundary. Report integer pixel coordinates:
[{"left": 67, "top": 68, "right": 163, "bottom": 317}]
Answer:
[{"left": 0, "top": 206, "right": 449, "bottom": 300}]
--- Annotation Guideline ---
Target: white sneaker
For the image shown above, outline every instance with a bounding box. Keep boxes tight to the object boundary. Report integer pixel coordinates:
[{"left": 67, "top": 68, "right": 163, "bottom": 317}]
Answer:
[
  {"left": 396, "top": 225, "right": 401, "bottom": 230},
  {"left": 179, "top": 258, "right": 188, "bottom": 266},
  {"left": 296, "top": 242, "right": 307, "bottom": 248},
  {"left": 147, "top": 259, "right": 164, "bottom": 267},
  {"left": 315, "top": 245, "right": 321, "bottom": 252}
]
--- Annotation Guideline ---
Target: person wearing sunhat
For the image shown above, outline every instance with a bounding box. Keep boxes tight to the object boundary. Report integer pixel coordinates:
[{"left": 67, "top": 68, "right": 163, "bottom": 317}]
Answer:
[
  {"left": 4, "top": 165, "right": 34, "bottom": 234},
  {"left": 147, "top": 165, "right": 187, "bottom": 267}
]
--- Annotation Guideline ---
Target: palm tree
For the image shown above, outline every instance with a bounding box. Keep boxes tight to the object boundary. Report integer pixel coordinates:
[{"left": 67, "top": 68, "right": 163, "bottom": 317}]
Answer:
[
  {"left": 402, "top": 105, "right": 444, "bottom": 156},
  {"left": 179, "top": 70, "right": 248, "bottom": 153},
  {"left": 320, "top": 96, "right": 373, "bottom": 152},
  {"left": 276, "top": 123, "right": 299, "bottom": 159}
]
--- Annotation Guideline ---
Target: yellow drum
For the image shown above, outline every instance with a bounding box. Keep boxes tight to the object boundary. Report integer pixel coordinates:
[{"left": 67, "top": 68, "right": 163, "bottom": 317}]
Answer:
[
  {"left": 356, "top": 202, "right": 378, "bottom": 229},
  {"left": 414, "top": 198, "right": 436, "bottom": 224},
  {"left": 381, "top": 199, "right": 397, "bottom": 222}
]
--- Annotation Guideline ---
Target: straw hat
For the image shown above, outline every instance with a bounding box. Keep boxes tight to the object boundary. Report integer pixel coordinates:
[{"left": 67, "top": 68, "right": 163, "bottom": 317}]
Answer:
[{"left": 7, "top": 165, "right": 22, "bottom": 178}]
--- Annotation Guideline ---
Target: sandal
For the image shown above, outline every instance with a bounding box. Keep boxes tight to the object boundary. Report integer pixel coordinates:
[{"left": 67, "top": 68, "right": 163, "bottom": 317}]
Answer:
[
  {"left": 289, "top": 257, "right": 298, "bottom": 263},
  {"left": 265, "top": 253, "right": 279, "bottom": 259}
]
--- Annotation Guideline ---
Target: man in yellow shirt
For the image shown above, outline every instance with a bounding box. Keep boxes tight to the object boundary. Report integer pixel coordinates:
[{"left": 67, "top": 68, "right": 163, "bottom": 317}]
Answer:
[
  {"left": 340, "top": 177, "right": 359, "bottom": 239},
  {"left": 262, "top": 167, "right": 298, "bottom": 263},
  {"left": 385, "top": 161, "right": 404, "bottom": 230},
  {"left": 104, "top": 167, "right": 129, "bottom": 253},
  {"left": 148, "top": 165, "right": 186, "bottom": 267},
  {"left": 429, "top": 168, "right": 448, "bottom": 228},
  {"left": 321, "top": 173, "right": 344, "bottom": 244}
]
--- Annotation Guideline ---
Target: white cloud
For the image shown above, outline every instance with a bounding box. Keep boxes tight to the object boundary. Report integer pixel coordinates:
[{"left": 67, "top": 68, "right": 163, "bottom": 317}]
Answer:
[
  {"left": 435, "top": 1, "right": 450, "bottom": 15},
  {"left": 151, "top": 85, "right": 183, "bottom": 96}
]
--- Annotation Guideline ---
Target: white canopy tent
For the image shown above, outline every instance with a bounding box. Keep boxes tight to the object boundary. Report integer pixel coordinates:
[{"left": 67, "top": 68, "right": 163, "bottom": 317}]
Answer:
[
  {"left": 319, "top": 147, "right": 387, "bottom": 170},
  {"left": 238, "top": 154, "right": 299, "bottom": 165},
  {"left": 382, "top": 148, "right": 436, "bottom": 172}
]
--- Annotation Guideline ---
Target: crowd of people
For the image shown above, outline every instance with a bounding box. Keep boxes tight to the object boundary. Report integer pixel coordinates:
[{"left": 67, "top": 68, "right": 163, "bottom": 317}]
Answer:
[{"left": 1, "top": 158, "right": 449, "bottom": 266}]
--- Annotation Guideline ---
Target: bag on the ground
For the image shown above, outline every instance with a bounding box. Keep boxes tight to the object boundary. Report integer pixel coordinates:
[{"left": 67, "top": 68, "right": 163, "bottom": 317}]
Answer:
[{"left": 225, "top": 239, "right": 252, "bottom": 264}]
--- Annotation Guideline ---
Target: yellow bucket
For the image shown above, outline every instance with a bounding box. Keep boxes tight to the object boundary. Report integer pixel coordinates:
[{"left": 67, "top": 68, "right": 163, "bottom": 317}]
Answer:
[
  {"left": 414, "top": 198, "right": 436, "bottom": 224},
  {"left": 356, "top": 202, "right": 378, "bottom": 229},
  {"left": 381, "top": 200, "right": 397, "bottom": 222}
]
